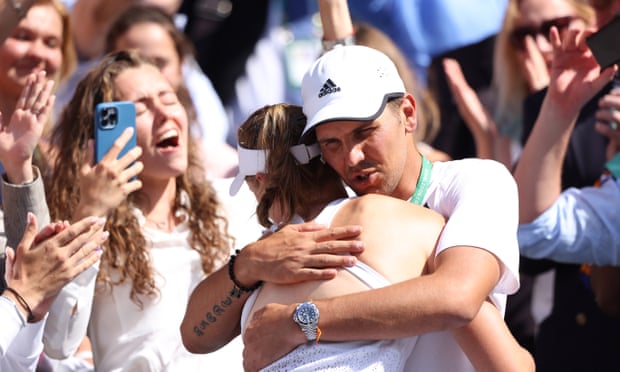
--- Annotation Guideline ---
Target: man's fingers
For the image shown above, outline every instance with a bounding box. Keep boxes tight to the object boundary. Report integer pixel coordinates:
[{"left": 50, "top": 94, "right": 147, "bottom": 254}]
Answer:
[
  {"left": 293, "top": 267, "right": 341, "bottom": 281},
  {"left": 300, "top": 252, "right": 358, "bottom": 270},
  {"left": 292, "top": 221, "right": 329, "bottom": 233},
  {"left": 311, "top": 225, "right": 362, "bottom": 244},
  {"left": 313, "top": 239, "right": 364, "bottom": 256}
]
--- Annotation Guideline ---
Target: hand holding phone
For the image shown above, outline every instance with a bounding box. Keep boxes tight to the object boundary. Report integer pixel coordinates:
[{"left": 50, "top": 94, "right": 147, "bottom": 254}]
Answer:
[
  {"left": 76, "top": 101, "right": 142, "bottom": 217},
  {"left": 586, "top": 14, "right": 620, "bottom": 70},
  {"left": 94, "top": 101, "right": 137, "bottom": 163}
]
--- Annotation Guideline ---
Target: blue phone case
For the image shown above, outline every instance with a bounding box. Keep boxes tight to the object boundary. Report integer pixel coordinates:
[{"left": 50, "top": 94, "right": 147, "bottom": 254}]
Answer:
[{"left": 94, "top": 101, "right": 137, "bottom": 163}]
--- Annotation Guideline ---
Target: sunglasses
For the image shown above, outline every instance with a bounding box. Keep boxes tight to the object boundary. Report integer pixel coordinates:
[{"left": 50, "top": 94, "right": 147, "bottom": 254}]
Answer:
[{"left": 510, "top": 16, "right": 579, "bottom": 50}]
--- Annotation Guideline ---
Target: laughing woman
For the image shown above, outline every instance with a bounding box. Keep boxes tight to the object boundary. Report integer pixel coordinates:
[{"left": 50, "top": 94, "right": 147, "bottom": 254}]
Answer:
[{"left": 44, "top": 50, "right": 232, "bottom": 371}]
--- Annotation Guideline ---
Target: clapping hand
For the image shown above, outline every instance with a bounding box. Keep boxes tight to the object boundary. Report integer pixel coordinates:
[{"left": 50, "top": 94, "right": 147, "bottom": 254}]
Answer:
[{"left": 4, "top": 213, "right": 107, "bottom": 321}]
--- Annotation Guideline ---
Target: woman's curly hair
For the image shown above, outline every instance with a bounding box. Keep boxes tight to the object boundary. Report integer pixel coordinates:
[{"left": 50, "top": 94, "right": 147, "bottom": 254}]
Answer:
[{"left": 46, "top": 50, "right": 231, "bottom": 307}]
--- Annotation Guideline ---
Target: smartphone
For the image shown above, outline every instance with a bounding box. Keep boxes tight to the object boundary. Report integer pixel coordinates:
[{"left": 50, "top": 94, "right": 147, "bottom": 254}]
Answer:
[
  {"left": 586, "top": 14, "right": 620, "bottom": 70},
  {"left": 94, "top": 101, "right": 137, "bottom": 163}
]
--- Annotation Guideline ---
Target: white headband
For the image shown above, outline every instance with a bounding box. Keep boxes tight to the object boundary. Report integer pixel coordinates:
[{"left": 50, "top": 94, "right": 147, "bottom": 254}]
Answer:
[{"left": 229, "top": 143, "right": 322, "bottom": 196}]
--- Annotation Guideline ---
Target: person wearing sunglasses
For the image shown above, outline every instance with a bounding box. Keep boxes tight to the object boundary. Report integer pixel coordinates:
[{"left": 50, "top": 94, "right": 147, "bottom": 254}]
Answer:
[
  {"left": 515, "top": 0, "right": 620, "bottom": 369},
  {"left": 442, "top": 0, "right": 620, "bottom": 369},
  {"left": 442, "top": 0, "right": 593, "bottom": 167}
]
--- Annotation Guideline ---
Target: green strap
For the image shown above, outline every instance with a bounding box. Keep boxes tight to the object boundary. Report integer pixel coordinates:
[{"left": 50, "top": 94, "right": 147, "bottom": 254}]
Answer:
[
  {"left": 409, "top": 155, "right": 432, "bottom": 206},
  {"left": 605, "top": 152, "right": 620, "bottom": 179}
]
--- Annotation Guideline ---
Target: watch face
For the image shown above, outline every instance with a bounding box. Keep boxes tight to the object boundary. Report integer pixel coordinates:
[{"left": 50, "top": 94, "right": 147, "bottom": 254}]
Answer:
[{"left": 295, "top": 302, "right": 319, "bottom": 325}]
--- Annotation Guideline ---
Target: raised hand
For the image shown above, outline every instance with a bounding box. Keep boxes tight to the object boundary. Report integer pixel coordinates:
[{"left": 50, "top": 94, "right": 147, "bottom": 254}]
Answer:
[
  {"left": 519, "top": 35, "right": 551, "bottom": 92},
  {"left": 443, "top": 59, "right": 498, "bottom": 157},
  {"left": 546, "top": 26, "right": 617, "bottom": 120},
  {"left": 73, "top": 128, "right": 143, "bottom": 219},
  {"left": 4, "top": 213, "right": 107, "bottom": 321},
  {"left": 0, "top": 70, "right": 54, "bottom": 184}
]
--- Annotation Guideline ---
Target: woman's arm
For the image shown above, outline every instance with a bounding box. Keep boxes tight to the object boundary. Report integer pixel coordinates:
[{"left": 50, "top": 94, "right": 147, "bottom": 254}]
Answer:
[
  {"left": 318, "top": 0, "right": 354, "bottom": 43},
  {"left": 443, "top": 58, "right": 512, "bottom": 167},
  {"left": 453, "top": 301, "right": 535, "bottom": 372},
  {"left": 1, "top": 71, "right": 54, "bottom": 248}
]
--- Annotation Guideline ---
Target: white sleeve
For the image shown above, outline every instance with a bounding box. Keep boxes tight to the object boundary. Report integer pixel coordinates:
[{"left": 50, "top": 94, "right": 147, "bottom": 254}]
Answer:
[
  {"left": 0, "top": 295, "right": 45, "bottom": 371},
  {"left": 518, "top": 176, "right": 620, "bottom": 265},
  {"left": 43, "top": 263, "right": 98, "bottom": 359},
  {"left": 428, "top": 160, "right": 521, "bottom": 301}
]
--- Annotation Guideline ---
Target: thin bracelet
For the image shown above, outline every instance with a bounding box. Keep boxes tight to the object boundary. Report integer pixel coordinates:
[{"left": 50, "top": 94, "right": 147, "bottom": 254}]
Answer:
[
  {"left": 9, "top": 0, "right": 27, "bottom": 19},
  {"left": 228, "top": 249, "right": 263, "bottom": 298},
  {"left": 322, "top": 32, "right": 356, "bottom": 52},
  {"left": 3, "top": 287, "right": 35, "bottom": 322}
]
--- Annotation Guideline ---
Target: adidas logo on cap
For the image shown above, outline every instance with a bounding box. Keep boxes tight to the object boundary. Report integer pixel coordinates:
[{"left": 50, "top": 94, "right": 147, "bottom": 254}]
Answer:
[{"left": 318, "top": 79, "right": 341, "bottom": 98}]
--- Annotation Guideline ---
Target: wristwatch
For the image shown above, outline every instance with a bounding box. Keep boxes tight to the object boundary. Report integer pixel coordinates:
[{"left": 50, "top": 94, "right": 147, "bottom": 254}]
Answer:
[{"left": 293, "top": 301, "right": 320, "bottom": 342}]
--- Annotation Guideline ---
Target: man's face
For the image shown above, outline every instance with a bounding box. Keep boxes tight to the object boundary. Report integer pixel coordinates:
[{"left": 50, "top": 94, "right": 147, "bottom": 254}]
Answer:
[{"left": 314, "top": 101, "right": 412, "bottom": 197}]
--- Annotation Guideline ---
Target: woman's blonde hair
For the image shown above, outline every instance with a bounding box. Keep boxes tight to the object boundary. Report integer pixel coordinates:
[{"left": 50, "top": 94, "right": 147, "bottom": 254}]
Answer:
[
  {"left": 237, "top": 104, "right": 344, "bottom": 228},
  {"left": 46, "top": 50, "right": 231, "bottom": 307},
  {"left": 492, "top": 0, "right": 594, "bottom": 141}
]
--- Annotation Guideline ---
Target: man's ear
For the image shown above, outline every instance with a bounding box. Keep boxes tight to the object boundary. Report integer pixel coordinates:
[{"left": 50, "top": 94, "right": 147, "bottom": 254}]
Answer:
[{"left": 402, "top": 93, "right": 418, "bottom": 133}]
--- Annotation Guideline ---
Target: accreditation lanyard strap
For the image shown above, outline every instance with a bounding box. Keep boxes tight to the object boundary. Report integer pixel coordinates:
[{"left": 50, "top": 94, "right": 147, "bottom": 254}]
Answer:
[{"left": 408, "top": 155, "right": 432, "bottom": 206}]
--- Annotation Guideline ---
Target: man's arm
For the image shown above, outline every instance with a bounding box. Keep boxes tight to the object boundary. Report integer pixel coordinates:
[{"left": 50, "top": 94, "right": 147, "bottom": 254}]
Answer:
[
  {"left": 242, "top": 244, "right": 502, "bottom": 370},
  {"left": 181, "top": 223, "right": 363, "bottom": 353},
  {"left": 181, "top": 265, "right": 247, "bottom": 353}
]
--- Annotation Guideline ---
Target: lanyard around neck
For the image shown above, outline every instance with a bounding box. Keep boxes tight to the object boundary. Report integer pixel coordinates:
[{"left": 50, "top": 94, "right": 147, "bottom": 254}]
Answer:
[{"left": 408, "top": 155, "right": 432, "bottom": 206}]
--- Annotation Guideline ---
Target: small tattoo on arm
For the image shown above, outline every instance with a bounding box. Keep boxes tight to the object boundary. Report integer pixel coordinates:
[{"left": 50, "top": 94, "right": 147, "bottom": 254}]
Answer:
[{"left": 191, "top": 293, "right": 243, "bottom": 337}]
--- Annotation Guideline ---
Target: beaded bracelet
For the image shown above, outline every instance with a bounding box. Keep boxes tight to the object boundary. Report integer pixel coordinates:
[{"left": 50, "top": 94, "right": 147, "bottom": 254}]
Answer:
[
  {"left": 3, "top": 287, "right": 35, "bottom": 322},
  {"left": 228, "top": 249, "right": 263, "bottom": 298}
]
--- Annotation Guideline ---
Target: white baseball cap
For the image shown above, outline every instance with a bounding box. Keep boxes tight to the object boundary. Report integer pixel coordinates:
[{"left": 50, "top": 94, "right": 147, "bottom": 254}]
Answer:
[{"left": 301, "top": 45, "right": 406, "bottom": 138}]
